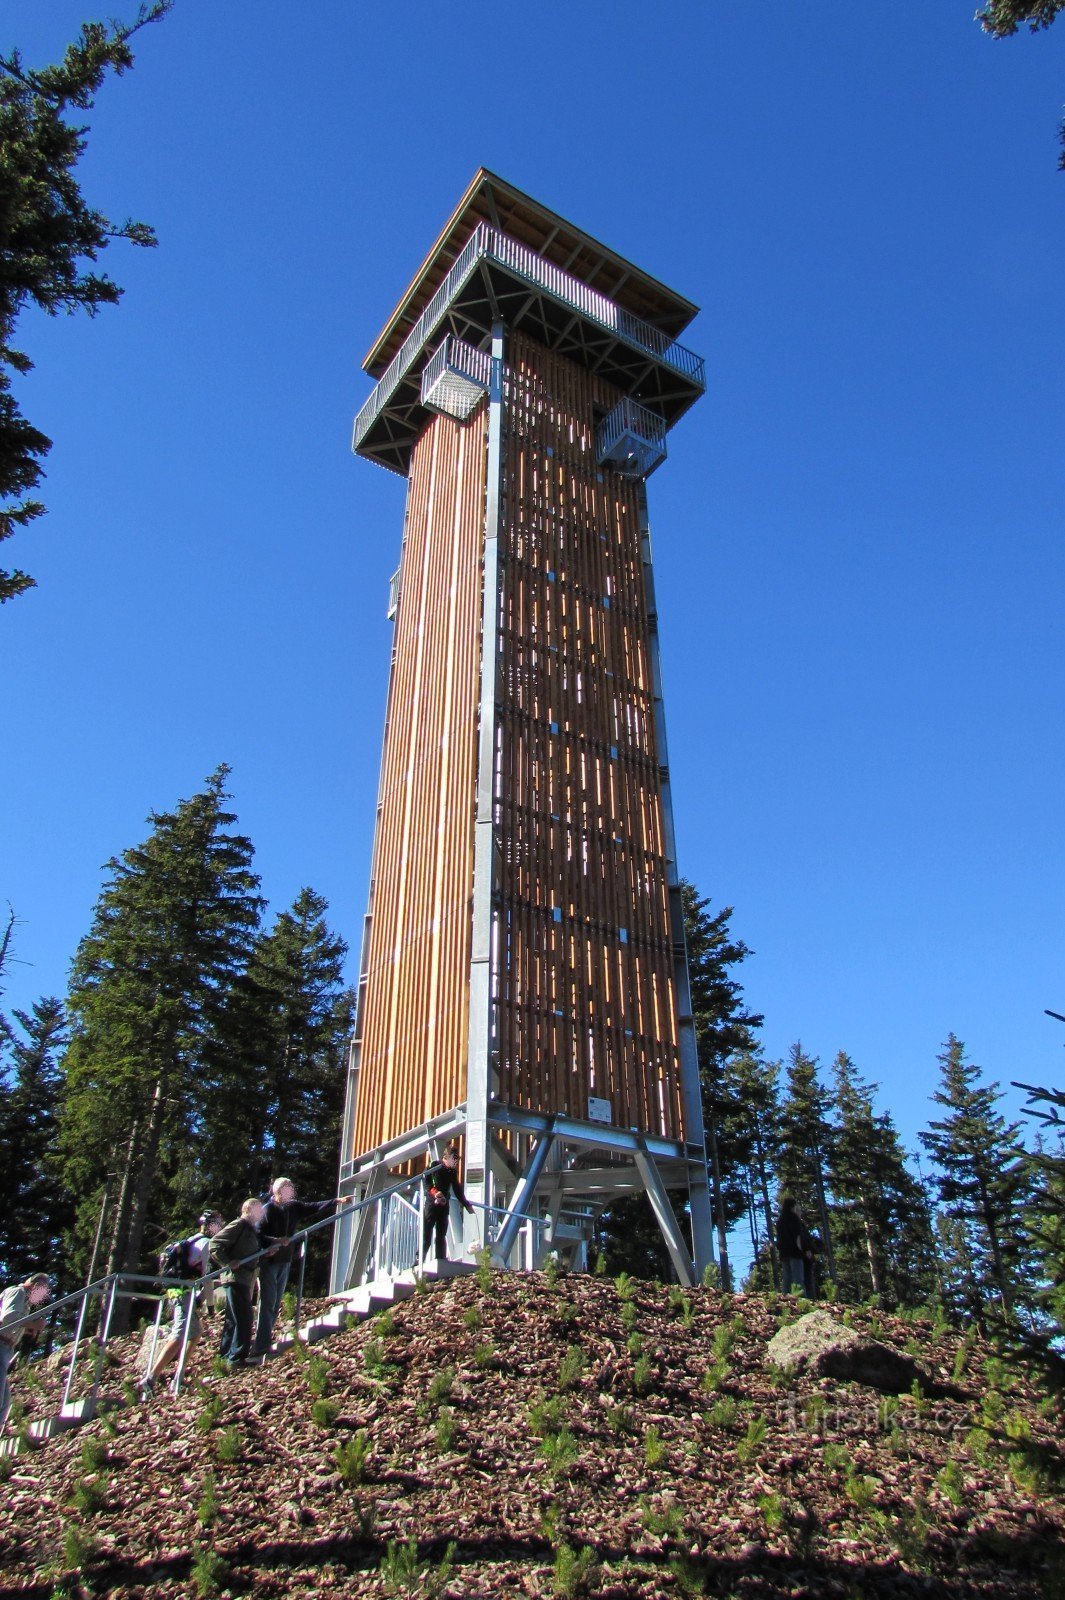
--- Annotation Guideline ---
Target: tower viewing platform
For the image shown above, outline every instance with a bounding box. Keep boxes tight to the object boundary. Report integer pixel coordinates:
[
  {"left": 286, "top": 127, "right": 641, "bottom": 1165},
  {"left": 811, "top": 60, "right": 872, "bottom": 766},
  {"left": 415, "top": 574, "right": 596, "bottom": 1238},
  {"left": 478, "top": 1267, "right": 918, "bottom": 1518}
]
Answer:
[{"left": 351, "top": 170, "right": 705, "bottom": 474}]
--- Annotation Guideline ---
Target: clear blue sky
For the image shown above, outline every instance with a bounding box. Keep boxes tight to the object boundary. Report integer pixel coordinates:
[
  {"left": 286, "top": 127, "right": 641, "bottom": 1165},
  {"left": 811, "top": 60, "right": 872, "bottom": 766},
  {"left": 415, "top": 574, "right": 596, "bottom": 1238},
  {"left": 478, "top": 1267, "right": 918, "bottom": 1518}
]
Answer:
[{"left": 2, "top": 2, "right": 1063, "bottom": 1162}]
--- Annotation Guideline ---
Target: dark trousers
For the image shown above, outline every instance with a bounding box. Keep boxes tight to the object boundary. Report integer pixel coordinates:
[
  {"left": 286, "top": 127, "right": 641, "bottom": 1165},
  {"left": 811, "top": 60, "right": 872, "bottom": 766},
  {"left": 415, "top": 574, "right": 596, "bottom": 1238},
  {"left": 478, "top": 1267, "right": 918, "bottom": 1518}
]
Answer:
[
  {"left": 254, "top": 1257, "right": 291, "bottom": 1355},
  {"left": 220, "top": 1281, "right": 254, "bottom": 1365},
  {"left": 422, "top": 1204, "right": 449, "bottom": 1262}
]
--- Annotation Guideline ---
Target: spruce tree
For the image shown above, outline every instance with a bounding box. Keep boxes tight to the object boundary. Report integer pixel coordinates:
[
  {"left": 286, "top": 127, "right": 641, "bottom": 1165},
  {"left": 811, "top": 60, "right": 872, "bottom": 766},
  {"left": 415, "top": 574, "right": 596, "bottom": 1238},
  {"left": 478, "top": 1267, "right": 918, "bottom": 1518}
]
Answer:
[
  {"left": 683, "top": 883, "right": 762, "bottom": 1289},
  {"left": 0, "top": 4, "right": 170, "bottom": 601},
  {"left": 201, "top": 887, "right": 354, "bottom": 1204},
  {"left": 919, "top": 1034, "right": 1032, "bottom": 1324},
  {"left": 59, "top": 768, "right": 263, "bottom": 1310},
  {"left": 777, "top": 1042, "right": 835, "bottom": 1282},
  {"left": 827, "top": 1051, "right": 937, "bottom": 1308},
  {"left": 0, "top": 997, "right": 72, "bottom": 1282}
]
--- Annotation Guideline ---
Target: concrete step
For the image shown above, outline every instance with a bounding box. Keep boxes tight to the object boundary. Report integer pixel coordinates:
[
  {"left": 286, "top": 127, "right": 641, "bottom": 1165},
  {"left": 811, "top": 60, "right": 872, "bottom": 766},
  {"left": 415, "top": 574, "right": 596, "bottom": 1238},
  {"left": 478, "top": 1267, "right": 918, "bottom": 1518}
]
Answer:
[{"left": 1, "top": 1395, "right": 99, "bottom": 1456}]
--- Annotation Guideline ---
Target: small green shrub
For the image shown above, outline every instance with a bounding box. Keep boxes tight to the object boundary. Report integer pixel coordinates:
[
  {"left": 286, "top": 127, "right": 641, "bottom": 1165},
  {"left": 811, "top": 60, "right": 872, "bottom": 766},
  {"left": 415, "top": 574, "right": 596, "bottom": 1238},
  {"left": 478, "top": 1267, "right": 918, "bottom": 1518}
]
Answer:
[
  {"left": 736, "top": 1414, "right": 767, "bottom": 1464},
  {"left": 643, "top": 1424, "right": 665, "bottom": 1468},
  {"left": 952, "top": 1329, "right": 977, "bottom": 1382},
  {"left": 559, "top": 1344, "right": 584, "bottom": 1390},
  {"left": 552, "top": 1539, "right": 596, "bottom": 1598},
  {"left": 937, "top": 1460, "right": 965, "bottom": 1505},
  {"left": 605, "top": 1401, "right": 633, "bottom": 1435},
  {"left": 620, "top": 1300, "right": 638, "bottom": 1331},
  {"left": 473, "top": 1340, "right": 497, "bottom": 1369},
  {"left": 0, "top": 1457, "right": 12, "bottom": 1483},
  {"left": 701, "top": 1262, "right": 721, "bottom": 1289},
  {"left": 380, "top": 1535, "right": 456, "bottom": 1600},
  {"left": 335, "top": 1428, "right": 372, "bottom": 1485},
  {"left": 845, "top": 1472, "right": 877, "bottom": 1509},
  {"left": 61, "top": 1524, "right": 95, "bottom": 1572},
  {"left": 626, "top": 1331, "right": 643, "bottom": 1358},
  {"left": 594, "top": 1250, "right": 607, "bottom": 1275},
  {"left": 711, "top": 1324, "right": 735, "bottom": 1360},
  {"left": 1005, "top": 1409, "right": 1032, "bottom": 1442},
  {"left": 981, "top": 1389, "right": 1005, "bottom": 1425},
  {"left": 306, "top": 1353, "right": 331, "bottom": 1396},
  {"left": 667, "top": 1285, "right": 694, "bottom": 1325},
  {"left": 364, "top": 1338, "right": 397, "bottom": 1379},
  {"left": 823, "top": 1441, "right": 852, "bottom": 1473},
  {"left": 544, "top": 1253, "right": 561, "bottom": 1287},
  {"left": 632, "top": 1354, "right": 653, "bottom": 1395},
  {"left": 614, "top": 1272, "right": 635, "bottom": 1302},
  {"left": 435, "top": 1405, "right": 458, "bottom": 1451},
  {"left": 528, "top": 1392, "right": 567, "bottom": 1435},
  {"left": 556, "top": 1299, "right": 579, "bottom": 1327},
  {"left": 890, "top": 1497, "right": 931, "bottom": 1570},
  {"left": 428, "top": 1364, "right": 455, "bottom": 1405},
  {"left": 70, "top": 1475, "right": 108, "bottom": 1516},
  {"left": 197, "top": 1468, "right": 218, "bottom": 1528},
  {"left": 758, "top": 1490, "right": 785, "bottom": 1533},
  {"left": 191, "top": 1543, "right": 230, "bottom": 1598},
  {"left": 78, "top": 1436, "right": 108, "bottom": 1472},
  {"left": 376, "top": 1308, "right": 397, "bottom": 1337},
  {"left": 475, "top": 1248, "right": 493, "bottom": 1292},
  {"left": 540, "top": 1425, "right": 578, "bottom": 1476},
  {"left": 312, "top": 1397, "right": 341, "bottom": 1428},
  {"left": 215, "top": 1426, "right": 241, "bottom": 1463},
  {"left": 965, "top": 1425, "right": 993, "bottom": 1465},
  {"left": 195, "top": 1394, "right": 224, "bottom": 1434},
  {"left": 700, "top": 1358, "right": 729, "bottom": 1393},
  {"left": 641, "top": 1495, "right": 684, "bottom": 1538},
  {"left": 463, "top": 1304, "right": 482, "bottom": 1331},
  {"left": 706, "top": 1396, "right": 737, "bottom": 1429}
]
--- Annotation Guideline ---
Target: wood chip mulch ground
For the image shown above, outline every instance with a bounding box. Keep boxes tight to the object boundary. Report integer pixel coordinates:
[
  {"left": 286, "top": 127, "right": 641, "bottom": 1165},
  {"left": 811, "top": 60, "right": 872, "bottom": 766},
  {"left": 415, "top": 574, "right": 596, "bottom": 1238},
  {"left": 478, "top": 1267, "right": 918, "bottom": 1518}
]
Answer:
[{"left": 0, "top": 1272, "right": 1062, "bottom": 1599}]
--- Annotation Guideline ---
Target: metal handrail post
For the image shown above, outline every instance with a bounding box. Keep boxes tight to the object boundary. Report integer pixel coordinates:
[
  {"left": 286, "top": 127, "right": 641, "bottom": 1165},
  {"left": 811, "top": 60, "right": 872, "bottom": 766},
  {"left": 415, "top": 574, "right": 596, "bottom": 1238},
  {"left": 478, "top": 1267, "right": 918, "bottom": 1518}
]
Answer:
[
  {"left": 61, "top": 1278, "right": 106, "bottom": 1411},
  {"left": 293, "top": 1239, "right": 307, "bottom": 1346},
  {"left": 171, "top": 1282, "right": 199, "bottom": 1397},
  {"left": 91, "top": 1276, "right": 121, "bottom": 1404},
  {"left": 144, "top": 1295, "right": 166, "bottom": 1379}
]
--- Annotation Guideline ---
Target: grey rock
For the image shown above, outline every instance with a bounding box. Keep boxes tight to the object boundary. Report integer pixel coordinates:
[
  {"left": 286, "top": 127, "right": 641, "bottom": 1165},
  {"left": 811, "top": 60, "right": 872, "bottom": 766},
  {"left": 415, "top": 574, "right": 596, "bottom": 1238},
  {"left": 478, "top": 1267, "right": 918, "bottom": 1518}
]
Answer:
[{"left": 766, "top": 1309, "right": 923, "bottom": 1394}]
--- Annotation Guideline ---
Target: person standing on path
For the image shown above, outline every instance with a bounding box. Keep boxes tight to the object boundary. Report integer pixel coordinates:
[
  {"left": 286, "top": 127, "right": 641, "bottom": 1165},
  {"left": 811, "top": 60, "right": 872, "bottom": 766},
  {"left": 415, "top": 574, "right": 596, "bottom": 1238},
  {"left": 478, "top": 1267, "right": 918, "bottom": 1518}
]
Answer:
[
  {"left": 775, "top": 1197, "right": 812, "bottom": 1295},
  {"left": 253, "top": 1178, "right": 342, "bottom": 1358},
  {"left": 0, "top": 1272, "right": 50, "bottom": 1430},
  {"left": 421, "top": 1143, "right": 474, "bottom": 1266},
  {"left": 211, "top": 1199, "right": 266, "bottom": 1369}
]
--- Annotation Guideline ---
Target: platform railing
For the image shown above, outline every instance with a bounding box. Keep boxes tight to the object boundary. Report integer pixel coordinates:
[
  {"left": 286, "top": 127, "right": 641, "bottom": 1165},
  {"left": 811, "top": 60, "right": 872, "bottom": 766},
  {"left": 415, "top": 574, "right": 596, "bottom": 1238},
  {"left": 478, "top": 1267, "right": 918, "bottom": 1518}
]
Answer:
[{"left": 352, "top": 221, "right": 705, "bottom": 451}]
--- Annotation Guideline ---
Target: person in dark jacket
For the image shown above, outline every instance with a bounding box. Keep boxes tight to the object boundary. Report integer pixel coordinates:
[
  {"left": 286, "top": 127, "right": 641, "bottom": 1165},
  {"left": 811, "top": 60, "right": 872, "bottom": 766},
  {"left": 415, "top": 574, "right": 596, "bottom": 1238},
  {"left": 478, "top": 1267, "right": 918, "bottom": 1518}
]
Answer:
[
  {"left": 775, "top": 1196, "right": 812, "bottom": 1294},
  {"left": 211, "top": 1198, "right": 266, "bottom": 1368},
  {"left": 253, "top": 1177, "right": 339, "bottom": 1358},
  {"left": 422, "top": 1142, "right": 474, "bottom": 1265}
]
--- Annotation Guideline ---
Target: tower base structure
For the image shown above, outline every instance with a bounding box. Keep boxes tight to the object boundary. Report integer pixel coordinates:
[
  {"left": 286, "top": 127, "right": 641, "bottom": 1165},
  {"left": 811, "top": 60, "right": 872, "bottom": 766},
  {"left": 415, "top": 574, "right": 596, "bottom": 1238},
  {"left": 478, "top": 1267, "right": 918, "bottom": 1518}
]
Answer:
[{"left": 331, "top": 1100, "right": 713, "bottom": 1291}]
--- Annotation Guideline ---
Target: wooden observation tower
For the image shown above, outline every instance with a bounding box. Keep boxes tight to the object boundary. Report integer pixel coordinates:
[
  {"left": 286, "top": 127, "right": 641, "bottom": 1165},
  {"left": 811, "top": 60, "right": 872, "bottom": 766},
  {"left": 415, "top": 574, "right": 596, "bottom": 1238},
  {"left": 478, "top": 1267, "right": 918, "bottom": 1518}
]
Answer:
[{"left": 332, "top": 171, "right": 714, "bottom": 1288}]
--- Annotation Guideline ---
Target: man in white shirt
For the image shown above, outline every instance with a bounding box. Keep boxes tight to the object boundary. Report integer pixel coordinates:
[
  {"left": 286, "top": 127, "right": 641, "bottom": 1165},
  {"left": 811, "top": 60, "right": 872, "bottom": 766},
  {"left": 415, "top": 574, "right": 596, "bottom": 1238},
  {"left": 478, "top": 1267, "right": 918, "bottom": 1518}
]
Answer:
[{"left": 0, "top": 1271, "right": 51, "bottom": 1430}]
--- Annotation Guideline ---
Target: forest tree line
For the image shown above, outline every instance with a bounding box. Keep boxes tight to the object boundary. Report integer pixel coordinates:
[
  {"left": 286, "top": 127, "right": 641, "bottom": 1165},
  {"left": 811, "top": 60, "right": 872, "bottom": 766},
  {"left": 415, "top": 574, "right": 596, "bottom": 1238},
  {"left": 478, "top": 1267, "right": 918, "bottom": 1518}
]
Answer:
[{"left": 0, "top": 772, "right": 1062, "bottom": 1365}]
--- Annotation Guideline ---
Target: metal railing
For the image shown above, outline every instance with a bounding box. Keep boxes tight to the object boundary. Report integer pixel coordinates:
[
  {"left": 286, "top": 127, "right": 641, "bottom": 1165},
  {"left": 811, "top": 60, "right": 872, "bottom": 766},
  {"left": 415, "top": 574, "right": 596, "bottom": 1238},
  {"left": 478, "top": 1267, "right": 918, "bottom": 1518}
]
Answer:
[
  {"left": 352, "top": 222, "right": 705, "bottom": 452},
  {"left": 1, "top": 1179, "right": 557, "bottom": 1418}
]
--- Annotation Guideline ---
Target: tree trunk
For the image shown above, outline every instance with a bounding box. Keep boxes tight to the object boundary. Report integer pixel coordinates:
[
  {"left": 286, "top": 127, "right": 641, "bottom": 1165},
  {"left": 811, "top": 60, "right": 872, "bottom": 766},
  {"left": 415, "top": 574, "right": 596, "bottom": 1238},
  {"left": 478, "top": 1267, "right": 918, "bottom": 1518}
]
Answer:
[
  {"left": 705, "top": 1110, "right": 732, "bottom": 1291},
  {"left": 753, "top": 1127, "right": 779, "bottom": 1290},
  {"left": 105, "top": 1117, "right": 141, "bottom": 1279},
  {"left": 111, "top": 1076, "right": 167, "bottom": 1335}
]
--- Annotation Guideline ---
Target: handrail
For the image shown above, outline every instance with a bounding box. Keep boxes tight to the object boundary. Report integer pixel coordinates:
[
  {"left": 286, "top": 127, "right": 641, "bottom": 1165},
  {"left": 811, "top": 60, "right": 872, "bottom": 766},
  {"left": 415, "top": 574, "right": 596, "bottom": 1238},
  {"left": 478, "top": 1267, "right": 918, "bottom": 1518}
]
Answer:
[{"left": 352, "top": 221, "right": 705, "bottom": 452}]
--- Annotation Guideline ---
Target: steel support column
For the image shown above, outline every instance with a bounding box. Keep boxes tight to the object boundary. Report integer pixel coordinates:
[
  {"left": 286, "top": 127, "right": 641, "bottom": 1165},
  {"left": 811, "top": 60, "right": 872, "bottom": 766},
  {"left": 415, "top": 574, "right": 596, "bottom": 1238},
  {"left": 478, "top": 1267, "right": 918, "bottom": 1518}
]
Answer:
[
  {"left": 637, "top": 482, "right": 715, "bottom": 1280},
  {"left": 463, "top": 319, "right": 506, "bottom": 1229}
]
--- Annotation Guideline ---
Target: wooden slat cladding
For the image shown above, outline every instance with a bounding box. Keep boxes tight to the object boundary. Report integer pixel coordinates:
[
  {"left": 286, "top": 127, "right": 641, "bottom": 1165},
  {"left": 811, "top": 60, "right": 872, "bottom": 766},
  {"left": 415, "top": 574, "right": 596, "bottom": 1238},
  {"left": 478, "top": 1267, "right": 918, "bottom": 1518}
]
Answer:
[
  {"left": 350, "top": 409, "right": 487, "bottom": 1156},
  {"left": 496, "top": 335, "right": 684, "bottom": 1140}
]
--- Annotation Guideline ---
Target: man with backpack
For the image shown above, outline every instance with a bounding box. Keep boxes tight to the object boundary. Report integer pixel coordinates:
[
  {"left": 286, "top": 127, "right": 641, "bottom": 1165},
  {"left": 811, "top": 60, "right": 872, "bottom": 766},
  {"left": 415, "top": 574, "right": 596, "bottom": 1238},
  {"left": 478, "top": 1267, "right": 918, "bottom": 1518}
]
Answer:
[
  {"left": 211, "top": 1198, "right": 267, "bottom": 1369},
  {"left": 0, "top": 1271, "right": 50, "bottom": 1431},
  {"left": 140, "top": 1211, "right": 223, "bottom": 1399}
]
